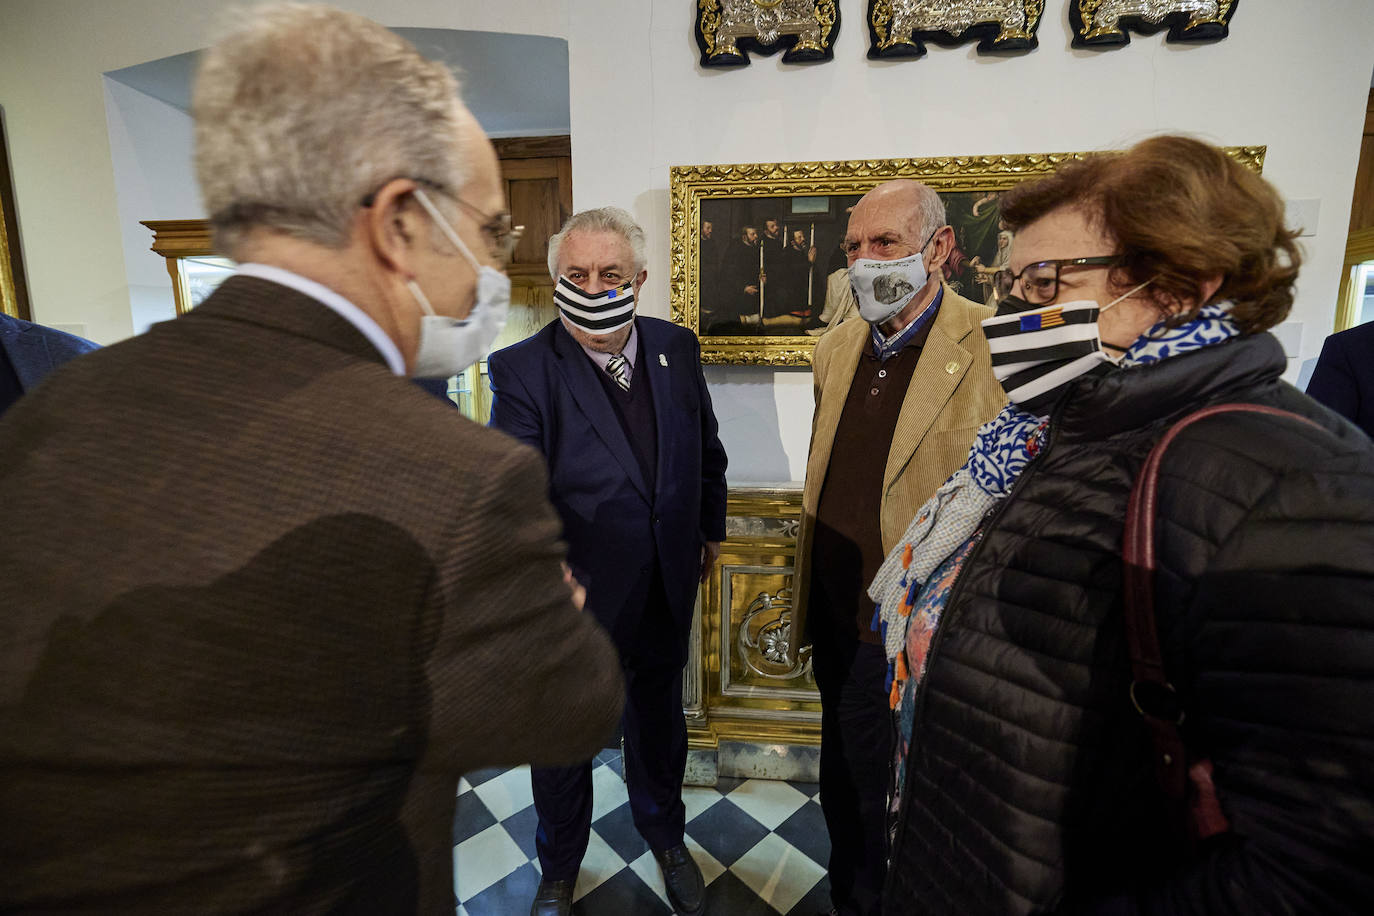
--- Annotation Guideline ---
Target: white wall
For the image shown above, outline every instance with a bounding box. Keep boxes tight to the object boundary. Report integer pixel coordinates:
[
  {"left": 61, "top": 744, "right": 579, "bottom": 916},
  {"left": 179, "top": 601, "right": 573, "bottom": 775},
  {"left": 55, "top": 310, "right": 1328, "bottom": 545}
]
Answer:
[
  {"left": 0, "top": 0, "right": 569, "bottom": 343},
  {"left": 566, "top": 0, "right": 1374, "bottom": 481},
  {"left": 103, "top": 77, "right": 201, "bottom": 335},
  {"left": 3, "top": 0, "right": 1373, "bottom": 481}
]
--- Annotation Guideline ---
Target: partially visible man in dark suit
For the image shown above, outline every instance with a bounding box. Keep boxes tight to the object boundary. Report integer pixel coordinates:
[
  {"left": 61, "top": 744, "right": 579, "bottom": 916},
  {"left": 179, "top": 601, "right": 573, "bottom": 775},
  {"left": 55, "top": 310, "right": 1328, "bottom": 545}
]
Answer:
[
  {"left": 0, "top": 5, "right": 623, "bottom": 913},
  {"left": 0, "top": 313, "right": 97, "bottom": 418},
  {"left": 488, "top": 207, "right": 728, "bottom": 916},
  {"left": 1307, "top": 320, "right": 1374, "bottom": 438}
]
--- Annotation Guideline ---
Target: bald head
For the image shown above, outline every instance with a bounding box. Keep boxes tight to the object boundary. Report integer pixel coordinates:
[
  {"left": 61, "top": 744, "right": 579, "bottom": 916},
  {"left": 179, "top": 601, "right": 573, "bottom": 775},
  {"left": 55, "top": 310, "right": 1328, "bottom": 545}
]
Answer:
[
  {"left": 852, "top": 180, "right": 945, "bottom": 249},
  {"left": 841, "top": 179, "right": 947, "bottom": 265}
]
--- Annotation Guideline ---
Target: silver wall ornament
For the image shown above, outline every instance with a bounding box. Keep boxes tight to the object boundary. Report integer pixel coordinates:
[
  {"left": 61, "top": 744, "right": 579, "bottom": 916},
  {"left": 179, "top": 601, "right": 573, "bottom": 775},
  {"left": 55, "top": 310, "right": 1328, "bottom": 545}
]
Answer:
[
  {"left": 867, "top": 1, "right": 1045, "bottom": 60},
  {"left": 737, "top": 590, "right": 812, "bottom": 680},
  {"left": 696, "top": 0, "right": 840, "bottom": 68},
  {"left": 1072, "top": 0, "right": 1237, "bottom": 48}
]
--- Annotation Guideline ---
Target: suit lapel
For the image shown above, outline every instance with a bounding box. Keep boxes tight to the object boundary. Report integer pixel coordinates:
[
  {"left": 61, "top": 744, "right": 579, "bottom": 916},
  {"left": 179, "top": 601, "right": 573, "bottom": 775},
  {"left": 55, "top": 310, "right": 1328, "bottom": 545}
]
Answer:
[
  {"left": 551, "top": 321, "right": 651, "bottom": 502},
  {"left": 883, "top": 292, "right": 975, "bottom": 492},
  {"left": 640, "top": 321, "right": 674, "bottom": 503}
]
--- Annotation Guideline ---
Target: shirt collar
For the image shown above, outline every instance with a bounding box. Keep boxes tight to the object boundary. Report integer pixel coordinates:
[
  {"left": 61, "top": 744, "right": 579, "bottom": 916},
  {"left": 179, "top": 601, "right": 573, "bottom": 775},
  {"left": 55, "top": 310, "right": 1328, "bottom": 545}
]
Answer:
[
  {"left": 234, "top": 263, "right": 406, "bottom": 375},
  {"left": 570, "top": 318, "right": 638, "bottom": 373},
  {"left": 871, "top": 284, "right": 943, "bottom": 361}
]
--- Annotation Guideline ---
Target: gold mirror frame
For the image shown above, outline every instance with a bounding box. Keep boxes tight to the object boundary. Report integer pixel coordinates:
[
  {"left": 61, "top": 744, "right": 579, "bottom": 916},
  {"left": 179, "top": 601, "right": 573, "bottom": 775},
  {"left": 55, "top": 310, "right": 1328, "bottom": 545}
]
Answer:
[
  {"left": 140, "top": 219, "right": 219, "bottom": 316},
  {"left": 1335, "top": 227, "right": 1374, "bottom": 331},
  {"left": 1, "top": 113, "right": 30, "bottom": 320},
  {"left": 670, "top": 146, "right": 1266, "bottom": 366}
]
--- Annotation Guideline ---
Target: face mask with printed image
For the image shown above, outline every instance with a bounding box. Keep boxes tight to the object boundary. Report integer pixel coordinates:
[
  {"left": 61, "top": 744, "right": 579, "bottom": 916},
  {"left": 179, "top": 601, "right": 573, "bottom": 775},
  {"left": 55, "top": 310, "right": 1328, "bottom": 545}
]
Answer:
[{"left": 847, "top": 228, "right": 939, "bottom": 325}]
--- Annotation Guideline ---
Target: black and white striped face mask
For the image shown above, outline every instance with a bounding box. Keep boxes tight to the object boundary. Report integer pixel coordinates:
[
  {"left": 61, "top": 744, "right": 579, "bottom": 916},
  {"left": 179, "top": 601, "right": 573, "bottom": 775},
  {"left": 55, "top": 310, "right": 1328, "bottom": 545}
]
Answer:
[
  {"left": 980, "top": 281, "right": 1149, "bottom": 416},
  {"left": 555, "top": 276, "right": 636, "bottom": 335}
]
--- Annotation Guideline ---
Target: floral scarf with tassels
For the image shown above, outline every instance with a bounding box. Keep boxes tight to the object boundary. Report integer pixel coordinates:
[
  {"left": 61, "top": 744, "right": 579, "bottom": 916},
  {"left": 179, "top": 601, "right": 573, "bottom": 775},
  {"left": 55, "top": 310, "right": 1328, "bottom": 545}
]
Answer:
[{"left": 873, "top": 302, "right": 1242, "bottom": 825}]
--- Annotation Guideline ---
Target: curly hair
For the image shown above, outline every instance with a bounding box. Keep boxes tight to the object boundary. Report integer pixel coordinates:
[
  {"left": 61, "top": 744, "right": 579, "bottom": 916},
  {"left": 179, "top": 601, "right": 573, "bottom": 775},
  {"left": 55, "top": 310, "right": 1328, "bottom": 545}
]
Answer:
[{"left": 999, "top": 135, "right": 1301, "bottom": 334}]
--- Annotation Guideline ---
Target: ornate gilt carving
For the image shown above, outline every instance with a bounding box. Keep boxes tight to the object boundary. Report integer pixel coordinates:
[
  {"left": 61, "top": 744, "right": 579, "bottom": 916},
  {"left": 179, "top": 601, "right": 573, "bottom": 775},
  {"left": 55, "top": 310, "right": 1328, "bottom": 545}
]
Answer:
[
  {"left": 696, "top": 0, "right": 841, "bottom": 68},
  {"left": 868, "top": 0, "right": 1045, "bottom": 59},
  {"left": 670, "top": 147, "right": 1264, "bottom": 365},
  {"left": 1072, "top": 0, "right": 1237, "bottom": 47},
  {"left": 737, "top": 589, "right": 812, "bottom": 680}
]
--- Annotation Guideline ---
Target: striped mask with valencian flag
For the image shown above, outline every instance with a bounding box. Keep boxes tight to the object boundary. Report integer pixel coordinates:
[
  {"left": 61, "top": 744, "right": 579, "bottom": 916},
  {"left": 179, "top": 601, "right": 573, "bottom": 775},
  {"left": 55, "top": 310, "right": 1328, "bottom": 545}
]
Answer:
[
  {"left": 980, "top": 281, "right": 1149, "bottom": 415},
  {"left": 555, "top": 276, "right": 636, "bottom": 335}
]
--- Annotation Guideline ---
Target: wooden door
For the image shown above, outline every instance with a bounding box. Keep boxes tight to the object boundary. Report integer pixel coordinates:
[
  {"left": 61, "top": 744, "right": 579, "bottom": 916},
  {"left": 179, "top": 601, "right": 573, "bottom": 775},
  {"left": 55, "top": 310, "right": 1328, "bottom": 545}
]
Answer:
[{"left": 466, "top": 136, "right": 571, "bottom": 422}]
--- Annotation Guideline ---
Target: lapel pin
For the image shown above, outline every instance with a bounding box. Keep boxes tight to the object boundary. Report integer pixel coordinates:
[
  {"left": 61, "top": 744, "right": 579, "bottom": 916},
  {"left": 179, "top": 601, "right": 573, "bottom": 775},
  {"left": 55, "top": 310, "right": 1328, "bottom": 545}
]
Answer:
[
  {"left": 659, "top": 354, "right": 668, "bottom": 367},
  {"left": 945, "top": 360, "right": 960, "bottom": 374}
]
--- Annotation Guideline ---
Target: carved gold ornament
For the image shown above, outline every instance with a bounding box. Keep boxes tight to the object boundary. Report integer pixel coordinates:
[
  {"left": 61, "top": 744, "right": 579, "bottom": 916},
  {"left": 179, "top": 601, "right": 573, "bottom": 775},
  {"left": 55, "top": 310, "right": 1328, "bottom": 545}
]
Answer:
[
  {"left": 868, "top": 0, "right": 1045, "bottom": 58},
  {"left": 1072, "top": 0, "right": 1237, "bottom": 47},
  {"left": 696, "top": 0, "right": 841, "bottom": 68}
]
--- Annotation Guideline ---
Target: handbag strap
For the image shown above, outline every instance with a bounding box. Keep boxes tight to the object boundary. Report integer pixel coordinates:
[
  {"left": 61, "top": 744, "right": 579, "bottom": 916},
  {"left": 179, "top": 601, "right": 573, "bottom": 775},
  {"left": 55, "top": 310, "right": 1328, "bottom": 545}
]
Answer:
[{"left": 1122, "top": 402, "right": 1320, "bottom": 812}]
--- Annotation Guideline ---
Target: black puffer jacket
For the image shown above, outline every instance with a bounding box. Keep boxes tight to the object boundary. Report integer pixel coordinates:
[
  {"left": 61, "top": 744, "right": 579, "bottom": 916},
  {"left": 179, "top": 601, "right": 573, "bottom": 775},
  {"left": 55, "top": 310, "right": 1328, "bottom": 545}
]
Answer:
[{"left": 884, "top": 332, "right": 1374, "bottom": 915}]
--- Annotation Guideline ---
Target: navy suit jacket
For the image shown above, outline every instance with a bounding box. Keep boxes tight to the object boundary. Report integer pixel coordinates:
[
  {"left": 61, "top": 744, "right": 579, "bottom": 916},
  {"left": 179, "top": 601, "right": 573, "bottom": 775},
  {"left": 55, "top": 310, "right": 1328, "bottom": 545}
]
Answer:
[
  {"left": 488, "top": 317, "right": 727, "bottom": 653},
  {"left": 0, "top": 314, "right": 98, "bottom": 418},
  {"left": 1308, "top": 321, "right": 1374, "bottom": 439}
]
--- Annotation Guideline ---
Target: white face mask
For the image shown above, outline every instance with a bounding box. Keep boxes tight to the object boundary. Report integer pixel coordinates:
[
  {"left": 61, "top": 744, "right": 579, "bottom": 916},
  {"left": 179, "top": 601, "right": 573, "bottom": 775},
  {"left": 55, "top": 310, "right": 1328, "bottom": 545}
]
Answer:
[
  {"left": 980, "top": 280, "right": 1150, "bottom": 415},
  {"left": 847, "top": 228, "right": 938, "bottom": 325},
  {"left": 406, "top": 188, "right": 510, "bottom": 378}
]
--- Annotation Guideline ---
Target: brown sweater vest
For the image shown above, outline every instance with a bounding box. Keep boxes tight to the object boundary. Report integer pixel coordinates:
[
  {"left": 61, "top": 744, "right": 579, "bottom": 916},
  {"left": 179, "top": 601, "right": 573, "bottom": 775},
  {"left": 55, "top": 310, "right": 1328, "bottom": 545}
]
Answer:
[{"left": 810, "top": 330, "right": 933, "bottom": 644}]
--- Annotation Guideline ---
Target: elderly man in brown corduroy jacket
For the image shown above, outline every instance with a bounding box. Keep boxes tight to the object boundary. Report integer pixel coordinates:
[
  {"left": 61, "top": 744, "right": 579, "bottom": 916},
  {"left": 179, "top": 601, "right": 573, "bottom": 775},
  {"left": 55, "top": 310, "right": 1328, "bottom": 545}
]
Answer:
[
  {"left": 792, "top": 179, "right": 1006, "bottom": 916},
  {"left": 0, "top": 5, "right": 622, "bottom": 913}
]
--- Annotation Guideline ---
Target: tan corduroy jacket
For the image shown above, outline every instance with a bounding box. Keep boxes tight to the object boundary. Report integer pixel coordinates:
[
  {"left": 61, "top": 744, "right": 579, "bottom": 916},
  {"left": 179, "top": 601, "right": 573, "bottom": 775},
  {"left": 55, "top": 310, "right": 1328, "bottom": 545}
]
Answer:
[{"left": 791, "top": 285, "right": 1006, "bottom": 660}]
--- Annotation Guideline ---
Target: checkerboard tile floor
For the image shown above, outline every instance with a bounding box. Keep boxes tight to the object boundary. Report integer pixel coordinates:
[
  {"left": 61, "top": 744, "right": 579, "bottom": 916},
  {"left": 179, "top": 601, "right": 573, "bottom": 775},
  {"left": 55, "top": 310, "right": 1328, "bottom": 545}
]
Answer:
[{"left": 454, "top": 748, "right": 833, "bottom": 915}]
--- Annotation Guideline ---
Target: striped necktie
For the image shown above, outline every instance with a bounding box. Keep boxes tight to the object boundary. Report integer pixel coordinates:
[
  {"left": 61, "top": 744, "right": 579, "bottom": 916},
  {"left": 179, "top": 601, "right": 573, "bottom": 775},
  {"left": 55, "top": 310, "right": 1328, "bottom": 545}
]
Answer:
[{"left": 606, "top": 353, "right": 631, "bottom": 391}]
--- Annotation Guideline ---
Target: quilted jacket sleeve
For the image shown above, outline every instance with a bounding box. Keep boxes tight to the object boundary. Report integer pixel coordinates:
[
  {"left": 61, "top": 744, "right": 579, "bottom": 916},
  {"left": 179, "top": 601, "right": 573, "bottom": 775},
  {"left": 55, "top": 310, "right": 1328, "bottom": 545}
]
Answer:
[{"left": 1129, "top": 410, "right": 1374, "bottom": 914}]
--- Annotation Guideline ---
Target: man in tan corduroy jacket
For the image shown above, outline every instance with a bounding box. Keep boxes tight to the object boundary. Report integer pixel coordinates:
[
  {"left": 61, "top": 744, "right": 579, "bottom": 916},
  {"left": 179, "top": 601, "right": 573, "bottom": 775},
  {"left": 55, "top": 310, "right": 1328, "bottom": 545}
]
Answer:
[{"left": 792, "top": 180, "right": 1005, "bottom": 916}]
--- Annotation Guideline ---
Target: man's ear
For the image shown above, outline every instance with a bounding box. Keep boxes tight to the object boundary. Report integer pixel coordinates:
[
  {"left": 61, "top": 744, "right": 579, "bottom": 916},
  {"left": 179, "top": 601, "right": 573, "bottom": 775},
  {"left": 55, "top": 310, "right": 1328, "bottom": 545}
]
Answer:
[
  {"left": 925, "top": 225, "right": 955, "bottom": 273},
  {"left": 362, "top": 179, "right": 426, "bottom": 276},
  {"left": 633, "top": 268, "right": 648, "bottom": 296}
]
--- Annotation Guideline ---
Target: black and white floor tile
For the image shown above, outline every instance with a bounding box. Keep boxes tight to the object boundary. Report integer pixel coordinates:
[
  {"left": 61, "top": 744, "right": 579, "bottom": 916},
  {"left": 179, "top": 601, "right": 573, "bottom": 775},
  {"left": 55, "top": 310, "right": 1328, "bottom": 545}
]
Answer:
[{"left": 454, "top": 748, "right": 833, "bottom": 915}]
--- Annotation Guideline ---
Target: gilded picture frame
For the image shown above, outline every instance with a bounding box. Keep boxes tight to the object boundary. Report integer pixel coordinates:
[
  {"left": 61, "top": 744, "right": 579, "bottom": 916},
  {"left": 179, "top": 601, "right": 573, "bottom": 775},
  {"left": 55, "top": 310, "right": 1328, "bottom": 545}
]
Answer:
[
  {"left": 1, "top": 112, "right": 31, "bottom": 321},
  {"left": 670, "top": 146, "right": 1265, "bottom": 366}
]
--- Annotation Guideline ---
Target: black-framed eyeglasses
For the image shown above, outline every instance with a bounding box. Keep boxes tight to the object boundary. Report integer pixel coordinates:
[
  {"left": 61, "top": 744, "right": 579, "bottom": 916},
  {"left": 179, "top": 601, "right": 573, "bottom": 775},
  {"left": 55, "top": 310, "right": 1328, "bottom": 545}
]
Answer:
[
  {"left": 361, "top": 177, "right": 524, "bottom": 265},
  {"left": 993, "top": 256, "right": 1119, "bottom": 304}
]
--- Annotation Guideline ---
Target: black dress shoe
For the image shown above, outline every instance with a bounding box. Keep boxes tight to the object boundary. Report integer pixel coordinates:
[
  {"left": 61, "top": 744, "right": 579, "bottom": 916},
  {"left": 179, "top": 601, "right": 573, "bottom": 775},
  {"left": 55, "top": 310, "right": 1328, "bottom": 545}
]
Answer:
[
  {"left": 654, "top": 844, "right": 705, "bottom": 915},
  {"left": 530, "top": 878, "right": 574, "bottom": 916}
]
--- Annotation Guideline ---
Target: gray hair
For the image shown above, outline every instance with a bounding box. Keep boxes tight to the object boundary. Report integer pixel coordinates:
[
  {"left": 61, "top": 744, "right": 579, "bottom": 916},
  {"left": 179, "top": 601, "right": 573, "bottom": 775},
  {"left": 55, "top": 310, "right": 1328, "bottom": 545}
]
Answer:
[
  {"left": 547, "top": 207, "right": 647, "bottom": 279},
  {"left": 909, "top": 182, "right": 948, "bottom": 244},
  {"left": 193, "top": 3, "right": 470, "bottom": 256}
]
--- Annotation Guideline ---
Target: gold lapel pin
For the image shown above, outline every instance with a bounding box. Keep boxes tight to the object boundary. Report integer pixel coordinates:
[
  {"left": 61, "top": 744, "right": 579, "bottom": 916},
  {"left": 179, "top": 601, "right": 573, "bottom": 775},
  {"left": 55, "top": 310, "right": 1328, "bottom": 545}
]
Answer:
[{"left": 945, "top": 360, "right": 960, "bottom": 374}]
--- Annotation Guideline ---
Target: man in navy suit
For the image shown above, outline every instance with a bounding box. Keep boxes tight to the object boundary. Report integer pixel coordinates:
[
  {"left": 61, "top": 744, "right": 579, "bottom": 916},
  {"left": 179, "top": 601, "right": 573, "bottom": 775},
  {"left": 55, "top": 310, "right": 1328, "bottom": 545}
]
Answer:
[
  {"left": 0, "top": 314, "right": 98, "bottom": 418},
  {"left": 488, "top": 207, "right": 728, "bottom": 916},
  {"left": 1307, "top": 320, "right": 1374, "bottom": 439}
]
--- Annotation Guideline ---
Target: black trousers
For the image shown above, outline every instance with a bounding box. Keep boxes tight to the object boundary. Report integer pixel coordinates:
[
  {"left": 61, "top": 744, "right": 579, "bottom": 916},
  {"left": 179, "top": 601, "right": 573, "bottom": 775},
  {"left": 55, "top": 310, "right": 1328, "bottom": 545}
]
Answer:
[
  {"left": 531, "top": 580, "right": 688, "bottom": 881},
  {"left": 813, "top": 635, "right": 892, "bottom": 916}
]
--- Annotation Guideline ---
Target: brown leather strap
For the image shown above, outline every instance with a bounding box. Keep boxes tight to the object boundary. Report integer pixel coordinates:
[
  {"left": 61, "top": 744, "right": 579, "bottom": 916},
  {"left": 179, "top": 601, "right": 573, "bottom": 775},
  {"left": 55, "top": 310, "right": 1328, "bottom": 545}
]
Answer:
[{"left": 1122, "top": 403, "right": 1320, "bottom": 828}]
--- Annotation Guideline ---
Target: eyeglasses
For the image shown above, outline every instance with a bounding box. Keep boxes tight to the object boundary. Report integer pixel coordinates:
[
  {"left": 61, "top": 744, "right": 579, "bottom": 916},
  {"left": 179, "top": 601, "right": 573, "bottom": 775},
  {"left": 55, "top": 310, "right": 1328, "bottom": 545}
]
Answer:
[
  {"left": 993, "top": 256, "right": 1119, "bottom": 305},
  {"left": 448, "top": 195, "right": 524, "bottom": 266},
  {"left": 361, "top": 178, "right": 524, "bottom": 266}
]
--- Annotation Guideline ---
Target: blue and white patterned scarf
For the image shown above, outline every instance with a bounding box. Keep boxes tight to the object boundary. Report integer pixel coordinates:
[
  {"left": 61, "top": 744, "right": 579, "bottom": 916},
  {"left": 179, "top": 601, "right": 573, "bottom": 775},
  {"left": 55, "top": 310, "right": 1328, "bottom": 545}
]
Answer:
[{"left": 869, "top": 302, "right": 1241, "bottom": 666}]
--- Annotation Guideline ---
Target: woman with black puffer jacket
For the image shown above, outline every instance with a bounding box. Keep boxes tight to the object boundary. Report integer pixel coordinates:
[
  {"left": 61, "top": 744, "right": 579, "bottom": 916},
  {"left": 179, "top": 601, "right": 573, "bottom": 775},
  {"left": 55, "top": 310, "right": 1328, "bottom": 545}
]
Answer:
[{"left": 870, "top": 135, "right": 1374, "bottom": 916}]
